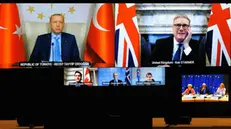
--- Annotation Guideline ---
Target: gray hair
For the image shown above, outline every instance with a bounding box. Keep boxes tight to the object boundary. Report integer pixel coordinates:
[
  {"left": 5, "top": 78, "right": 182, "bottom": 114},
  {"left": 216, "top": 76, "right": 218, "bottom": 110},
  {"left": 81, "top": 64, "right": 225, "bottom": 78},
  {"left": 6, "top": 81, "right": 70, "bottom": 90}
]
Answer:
[
  {"left": 113, "top": 72, "right": 118, "bottom": 76},
  {"left": 173, "top": 14, "right": 191, "bottom": 25}
]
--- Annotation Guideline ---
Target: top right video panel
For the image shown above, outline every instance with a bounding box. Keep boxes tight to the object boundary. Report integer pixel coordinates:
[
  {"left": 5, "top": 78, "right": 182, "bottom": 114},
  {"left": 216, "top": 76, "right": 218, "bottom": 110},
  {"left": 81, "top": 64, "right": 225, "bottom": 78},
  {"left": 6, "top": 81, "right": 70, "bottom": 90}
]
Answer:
[{"left": 138, "top": 3, "right": 231, "bottom": 67}]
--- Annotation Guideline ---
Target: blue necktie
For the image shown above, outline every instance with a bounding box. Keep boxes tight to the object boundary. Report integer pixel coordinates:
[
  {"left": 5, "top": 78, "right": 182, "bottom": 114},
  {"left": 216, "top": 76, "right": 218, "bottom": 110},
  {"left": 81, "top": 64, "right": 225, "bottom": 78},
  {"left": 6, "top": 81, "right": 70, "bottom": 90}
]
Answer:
[
  {"left": 114, "top": 80, "right": 118, "bottom": 86},
  {"left": 173, "top": 43, "right": 183, "bottom": 61},
  {"left": 54, "top": 37, "right": 61, "bottom": 61}
]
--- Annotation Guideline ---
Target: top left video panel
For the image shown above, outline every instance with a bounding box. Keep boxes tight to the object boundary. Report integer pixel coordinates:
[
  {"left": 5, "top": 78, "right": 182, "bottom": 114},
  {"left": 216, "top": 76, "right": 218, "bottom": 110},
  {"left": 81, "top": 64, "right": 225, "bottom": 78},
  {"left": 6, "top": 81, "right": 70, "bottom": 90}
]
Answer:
[{"left": 0, "top": 3, "right": 115, "bottom": 68}]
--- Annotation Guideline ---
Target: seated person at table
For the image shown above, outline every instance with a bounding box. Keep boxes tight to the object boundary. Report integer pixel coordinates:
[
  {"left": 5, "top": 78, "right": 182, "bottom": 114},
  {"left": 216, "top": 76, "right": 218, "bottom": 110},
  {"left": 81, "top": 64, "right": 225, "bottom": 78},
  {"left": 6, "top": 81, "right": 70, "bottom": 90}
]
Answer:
[
  {"left": 144, "top": 72, "right": 155, "bottom": 86},
  {"left": 109, "top": 72, "right": 123, "bottom": 86},
  {"left": 199, "top": 83, "right": 210, "bottom": 95},
  {"left": 216, "top": 83, "right": 226, "bottom": 96},
  {"left": 182, "top": 84, "right": 195, "bottom": 95},
  {"left": 69, "top": 71, "right": 84, "bottom": 87}
]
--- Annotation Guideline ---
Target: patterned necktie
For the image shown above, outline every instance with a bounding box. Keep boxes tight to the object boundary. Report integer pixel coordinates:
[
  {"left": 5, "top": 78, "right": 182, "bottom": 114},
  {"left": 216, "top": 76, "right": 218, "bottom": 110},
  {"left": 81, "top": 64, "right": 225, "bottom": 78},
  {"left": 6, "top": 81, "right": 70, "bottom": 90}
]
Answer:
[
  {"left": 54, "top": 37, "right": 61, "bottom": 61},
  {"left": 173, "top": 43, "right": 183, "bottom": 61}
]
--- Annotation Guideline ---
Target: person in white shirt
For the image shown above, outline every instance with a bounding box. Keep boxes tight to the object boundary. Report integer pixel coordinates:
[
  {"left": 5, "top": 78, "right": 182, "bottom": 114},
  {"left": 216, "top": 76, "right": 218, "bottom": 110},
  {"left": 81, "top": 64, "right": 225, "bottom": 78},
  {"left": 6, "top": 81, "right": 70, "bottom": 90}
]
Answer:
[{"left": 216, "top": 83, "right": 226, "bottom": 96}]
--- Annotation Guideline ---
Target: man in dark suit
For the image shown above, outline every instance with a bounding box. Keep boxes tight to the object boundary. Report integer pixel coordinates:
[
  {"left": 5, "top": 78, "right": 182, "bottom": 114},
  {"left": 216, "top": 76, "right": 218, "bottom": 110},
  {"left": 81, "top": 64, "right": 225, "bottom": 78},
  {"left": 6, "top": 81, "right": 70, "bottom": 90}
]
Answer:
[
  {"left": 143, "top": 72, "right": 155, "bottom": 86},
  {"left": 109, "top": 72, "right": 123, "bottom": 86},
  {"left": 200, "top": 83, "right": 210, "bottom": 95},
  {"left": 149, "top": 14, "right": 205, "bottom": 67},
  {"left": 69, "top": 71, "right": 84, "bottom": 87},
  {"left": 29, "top": 13, "right": 81, "bottom": 62}
]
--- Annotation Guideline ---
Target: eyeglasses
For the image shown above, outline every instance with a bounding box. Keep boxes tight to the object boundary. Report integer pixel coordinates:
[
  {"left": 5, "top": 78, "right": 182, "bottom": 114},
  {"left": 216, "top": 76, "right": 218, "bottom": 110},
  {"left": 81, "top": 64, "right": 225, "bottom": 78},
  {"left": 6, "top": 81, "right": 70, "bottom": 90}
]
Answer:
[{"left": 173, "top": 24, "right": 189, "bottom": 29}]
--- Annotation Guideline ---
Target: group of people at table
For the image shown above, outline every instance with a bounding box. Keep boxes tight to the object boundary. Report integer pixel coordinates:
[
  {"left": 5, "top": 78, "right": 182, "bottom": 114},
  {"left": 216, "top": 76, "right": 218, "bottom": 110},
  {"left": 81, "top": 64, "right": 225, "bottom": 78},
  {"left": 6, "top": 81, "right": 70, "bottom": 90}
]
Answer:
[{"left": 182, "top": 83, "right": 227, "bottom": 96}]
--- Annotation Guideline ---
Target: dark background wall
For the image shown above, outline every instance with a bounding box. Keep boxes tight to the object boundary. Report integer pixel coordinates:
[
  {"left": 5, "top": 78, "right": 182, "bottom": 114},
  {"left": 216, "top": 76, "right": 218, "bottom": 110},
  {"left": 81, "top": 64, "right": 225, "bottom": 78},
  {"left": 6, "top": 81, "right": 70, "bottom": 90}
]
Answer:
[{"left": 0, "top": 67, "right": 230, "bottom": 120}]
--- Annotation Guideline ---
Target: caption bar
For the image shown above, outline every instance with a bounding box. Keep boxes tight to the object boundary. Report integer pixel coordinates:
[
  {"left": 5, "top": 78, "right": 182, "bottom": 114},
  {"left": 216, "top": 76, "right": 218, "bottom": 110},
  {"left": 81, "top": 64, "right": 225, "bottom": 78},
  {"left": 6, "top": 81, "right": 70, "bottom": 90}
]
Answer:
[
  {"left": 19, "top": 62, "right": 90, "bottom": 67},
  {"left": 136, "top": 81, "right": 160, "bottom": 85},
  {"left": 102, "top": 82, "right": 127, "bottom": 85},
  {"left": 152, "top": 61, "right": 194, "bottom": 65}
]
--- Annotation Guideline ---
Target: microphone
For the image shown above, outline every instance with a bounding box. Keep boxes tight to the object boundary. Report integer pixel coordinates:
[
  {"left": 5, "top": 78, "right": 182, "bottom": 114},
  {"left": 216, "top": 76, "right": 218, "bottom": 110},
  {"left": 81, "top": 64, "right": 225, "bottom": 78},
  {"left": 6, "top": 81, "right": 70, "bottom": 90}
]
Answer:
[{"left": 51, "top": 43, "right": 54, "bottom": 62}]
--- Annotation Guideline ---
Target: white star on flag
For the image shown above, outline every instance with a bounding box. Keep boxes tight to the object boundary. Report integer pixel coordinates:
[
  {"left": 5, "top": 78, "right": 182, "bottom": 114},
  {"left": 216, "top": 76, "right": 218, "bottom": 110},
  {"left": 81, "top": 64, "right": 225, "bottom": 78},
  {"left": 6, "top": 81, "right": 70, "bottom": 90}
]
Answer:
[
  {"left": 13, "top": 24, "right": 23, "bottom": 39},
  {"left": 0, "top": 26, "right": 7, "bottom": 30}
]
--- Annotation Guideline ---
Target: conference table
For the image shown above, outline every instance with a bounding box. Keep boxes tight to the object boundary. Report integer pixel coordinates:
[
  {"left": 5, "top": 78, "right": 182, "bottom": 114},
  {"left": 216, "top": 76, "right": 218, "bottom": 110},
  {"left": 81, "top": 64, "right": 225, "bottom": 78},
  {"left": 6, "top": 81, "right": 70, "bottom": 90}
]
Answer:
[
  {"left": 0, "top": 120, "right": 43, "bottom": 129},
  {"left": 153, "top": 118, "right": 231, "bottom": 128},
  {"left": 182, "top": 94, "right": 229, "bottom": 102},
  {"left": 1, "top": 119, "right": 231, "bottom": 129}
]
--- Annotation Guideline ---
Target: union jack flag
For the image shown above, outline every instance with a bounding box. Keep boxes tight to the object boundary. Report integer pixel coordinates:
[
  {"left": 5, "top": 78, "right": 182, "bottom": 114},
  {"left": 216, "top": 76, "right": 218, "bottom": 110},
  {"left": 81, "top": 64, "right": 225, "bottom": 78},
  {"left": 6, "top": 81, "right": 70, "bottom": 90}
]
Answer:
[
  {"left": 125, "top": 67, "right": 131, "bottom": 86},
  {"left": 205, "top": 4, "right": 231, "bottom": 66},
  {"left": 115, "top": 3, "right": 140, "bottom": 67}
]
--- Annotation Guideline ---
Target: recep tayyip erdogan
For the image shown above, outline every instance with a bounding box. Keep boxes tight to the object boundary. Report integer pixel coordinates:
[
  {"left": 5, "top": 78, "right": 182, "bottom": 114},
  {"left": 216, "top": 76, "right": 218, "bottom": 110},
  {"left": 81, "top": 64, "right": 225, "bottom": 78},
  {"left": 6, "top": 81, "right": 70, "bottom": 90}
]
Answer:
[{"left": 29, "top": 13, "right": 81, "bottom": 62}]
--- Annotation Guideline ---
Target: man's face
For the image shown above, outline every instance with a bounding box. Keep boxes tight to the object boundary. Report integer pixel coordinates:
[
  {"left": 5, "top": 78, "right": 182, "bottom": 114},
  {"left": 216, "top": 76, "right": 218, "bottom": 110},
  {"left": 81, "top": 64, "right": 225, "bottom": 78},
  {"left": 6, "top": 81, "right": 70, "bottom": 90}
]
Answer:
[
  {"left": 146, "top": 75, "right": 152, "bottom": 81},
  {"left": 74, "top": 72, "right": 81, "bottom": 82},
  {"left": 113, "top": 73, "right": 118, "bottom": 80},
  {"left": 172, "top": 17, "right": 190, "bottom": 42},
  {"left": 188, "top": 86, "right": 192, "bottom": 90},
  {"left": 50, "top": 15, "right": 64, "bottom": 34}
]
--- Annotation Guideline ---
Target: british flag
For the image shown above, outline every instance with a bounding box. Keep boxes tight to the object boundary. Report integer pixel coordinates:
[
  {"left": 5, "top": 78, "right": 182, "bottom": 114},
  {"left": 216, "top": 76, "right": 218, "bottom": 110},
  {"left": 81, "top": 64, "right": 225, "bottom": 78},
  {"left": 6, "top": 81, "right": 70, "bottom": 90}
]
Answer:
[
  {"left": 125, "top": 67, "right": 131, "bottom": 86},
  {"left": 115, "top": 3, "right": 140, "bottom": 67},
  {"left": 205, "top": 4, "right": 231, "bottom": 66}
]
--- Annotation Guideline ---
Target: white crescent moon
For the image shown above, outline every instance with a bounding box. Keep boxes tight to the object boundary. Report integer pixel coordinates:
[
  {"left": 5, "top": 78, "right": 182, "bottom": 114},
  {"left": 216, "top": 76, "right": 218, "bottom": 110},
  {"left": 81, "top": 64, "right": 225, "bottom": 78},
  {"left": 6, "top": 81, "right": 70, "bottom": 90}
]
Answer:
[
  {"left": 93, "top": 4, "right": 109, "bottom": 32},
  {"left": 0, "top": 26, "right": 7, "bottom": 30}
]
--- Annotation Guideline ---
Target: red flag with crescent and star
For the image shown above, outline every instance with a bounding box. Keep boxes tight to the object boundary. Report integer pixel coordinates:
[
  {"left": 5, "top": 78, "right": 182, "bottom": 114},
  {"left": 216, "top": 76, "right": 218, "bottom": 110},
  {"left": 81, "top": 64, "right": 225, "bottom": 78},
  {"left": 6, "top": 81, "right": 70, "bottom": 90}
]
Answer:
[
  {"left": 0, "top": 3, "right": 26, "bottom": 68},
  {"left": 83, "top": 3, "right": 115, "bottom": 67}
]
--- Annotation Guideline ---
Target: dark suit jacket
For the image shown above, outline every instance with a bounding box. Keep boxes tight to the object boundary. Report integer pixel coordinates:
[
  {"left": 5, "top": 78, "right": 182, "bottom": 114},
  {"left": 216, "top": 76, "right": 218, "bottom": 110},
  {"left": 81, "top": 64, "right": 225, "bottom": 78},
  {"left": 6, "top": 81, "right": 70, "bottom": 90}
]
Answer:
[
  {"left": 29, "top": 32, "right": 81, "bottom": 62},
  {"left": 144, "top": 79, "right": 155, "bottom": 86},
  {"left": 109, "top": 79, "right": 123, "bottom": 86},
  {"left": 69, "top": 82, "right": 84, "bottom": 87},
  {"left": 199, "top": 87, "right": 210, "bottom": 94},
  {"left": 149, "top": 35, "right": 205, "bottom": 67}
]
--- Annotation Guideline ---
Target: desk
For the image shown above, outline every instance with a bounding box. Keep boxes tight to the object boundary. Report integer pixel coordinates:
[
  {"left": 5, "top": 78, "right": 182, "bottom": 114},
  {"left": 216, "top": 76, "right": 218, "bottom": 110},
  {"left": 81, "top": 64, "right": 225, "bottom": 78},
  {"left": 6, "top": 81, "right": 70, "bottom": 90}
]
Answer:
[
  {"left": 153, "top": 118, "right": 231, "bottom": 128},
  {"left": 0, "top": 120, "right": 43, "bottom": 129},
  {"left": 182, "top": 95, "right": 229, "bottom": 102}
]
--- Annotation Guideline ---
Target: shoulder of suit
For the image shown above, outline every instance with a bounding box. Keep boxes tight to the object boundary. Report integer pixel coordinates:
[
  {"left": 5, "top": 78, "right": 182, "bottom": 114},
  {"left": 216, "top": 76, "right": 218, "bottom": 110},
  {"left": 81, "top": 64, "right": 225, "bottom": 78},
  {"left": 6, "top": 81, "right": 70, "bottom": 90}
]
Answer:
[
  {"left": 190, "top": 39, "right": 200, "bottom": 43},
  {"left": 155, "top": 35, "right": 173, "bottom": 44},
  {"left": 38, "top": 33, "right": 50, "bottom": 38},
  {"left": 69, "top": 82, "right": 77, "bottom": 85},
  {"left": 62, "top": 32, "right": 75, "bottom": 38},
  {"left": 189, "top": 39, "right": 200, "bottom": 47}
]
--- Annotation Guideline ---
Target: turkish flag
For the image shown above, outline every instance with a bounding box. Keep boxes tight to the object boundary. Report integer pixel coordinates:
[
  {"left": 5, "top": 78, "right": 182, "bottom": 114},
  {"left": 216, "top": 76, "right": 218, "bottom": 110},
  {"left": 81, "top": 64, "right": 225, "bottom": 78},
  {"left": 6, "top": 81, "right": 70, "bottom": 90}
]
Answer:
[
  {"left": 0, "top": 3, "right": 26, "bottom": 68},
  {"left": 84, "top": 4, "right": 114, "bottom": 67}
]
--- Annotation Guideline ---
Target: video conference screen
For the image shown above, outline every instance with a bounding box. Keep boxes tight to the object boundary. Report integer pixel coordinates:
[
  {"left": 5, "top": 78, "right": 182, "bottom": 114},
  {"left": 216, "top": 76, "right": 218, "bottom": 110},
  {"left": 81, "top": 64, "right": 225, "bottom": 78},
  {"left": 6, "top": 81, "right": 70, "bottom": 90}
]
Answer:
[
  {"left": 0, "top": 3, "right": 230, "bottom": 90},
  {"left": 64, "top": 67, "right": 165, "bottom": 86},
  {"left": 181, "top": 74, "right": 229, "bottom": 102},
  {"left": 1, "top": 3, "right": 229, "bottom": 69}
]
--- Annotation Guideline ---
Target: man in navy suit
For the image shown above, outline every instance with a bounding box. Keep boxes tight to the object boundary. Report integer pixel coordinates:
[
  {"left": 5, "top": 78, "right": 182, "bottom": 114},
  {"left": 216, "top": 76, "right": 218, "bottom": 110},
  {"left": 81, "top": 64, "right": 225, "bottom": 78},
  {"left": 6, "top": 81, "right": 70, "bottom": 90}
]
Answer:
[
  {"left": 29, "top": 14, "right": 81, "bottom": 62},
  {"left": 149, "top": 14, "right": 205, "bottom": 67}
]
